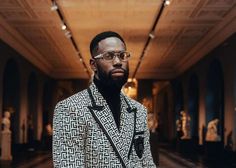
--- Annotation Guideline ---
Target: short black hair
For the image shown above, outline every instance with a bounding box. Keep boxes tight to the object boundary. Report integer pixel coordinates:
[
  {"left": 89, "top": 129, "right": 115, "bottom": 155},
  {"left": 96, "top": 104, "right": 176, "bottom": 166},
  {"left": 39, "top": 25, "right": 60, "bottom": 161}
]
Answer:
[{"left": 90, "top": 31, "right": 126, "bottom": 57}]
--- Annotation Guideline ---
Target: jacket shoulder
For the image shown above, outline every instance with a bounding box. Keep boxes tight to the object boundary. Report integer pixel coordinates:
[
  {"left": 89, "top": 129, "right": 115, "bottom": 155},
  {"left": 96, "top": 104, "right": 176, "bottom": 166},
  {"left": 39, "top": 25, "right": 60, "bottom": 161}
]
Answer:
[
  {"left": 55, "top": 89, "right": 89, "bottom": 108},
  {"left": 125, "top": 96, "right": 146, "bottom": 111}
]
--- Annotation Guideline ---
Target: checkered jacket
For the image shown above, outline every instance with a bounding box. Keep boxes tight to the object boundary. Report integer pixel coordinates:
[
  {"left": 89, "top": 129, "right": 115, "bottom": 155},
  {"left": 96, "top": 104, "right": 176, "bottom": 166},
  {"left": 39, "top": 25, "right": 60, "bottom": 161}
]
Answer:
[{"left": 53, "top": 82, "right": 156, "bottom": 168}]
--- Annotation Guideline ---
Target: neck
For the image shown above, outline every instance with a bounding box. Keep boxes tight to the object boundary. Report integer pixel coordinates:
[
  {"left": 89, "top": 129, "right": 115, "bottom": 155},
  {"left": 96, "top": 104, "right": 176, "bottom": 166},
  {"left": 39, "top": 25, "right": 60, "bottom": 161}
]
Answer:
[{"left": 94, "top": 77, "right": 121, "bottom": 97}]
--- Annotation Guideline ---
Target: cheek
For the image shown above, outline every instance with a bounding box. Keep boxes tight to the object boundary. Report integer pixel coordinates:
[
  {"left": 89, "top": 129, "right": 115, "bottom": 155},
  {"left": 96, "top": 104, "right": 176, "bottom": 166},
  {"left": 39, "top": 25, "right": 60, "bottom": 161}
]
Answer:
[
  {"left": 97, "top": 63, "right": 112, "bottom": 74},
  {"left": 123, "top": 62, "right": 129, "bottom": 70}
]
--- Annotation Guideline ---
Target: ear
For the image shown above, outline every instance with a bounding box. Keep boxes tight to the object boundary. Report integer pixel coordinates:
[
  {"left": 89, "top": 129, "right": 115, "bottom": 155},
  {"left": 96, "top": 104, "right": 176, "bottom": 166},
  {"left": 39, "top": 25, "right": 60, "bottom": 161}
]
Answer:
[{"left": 90, "top": 59, "right": 97, "bottom": 72}]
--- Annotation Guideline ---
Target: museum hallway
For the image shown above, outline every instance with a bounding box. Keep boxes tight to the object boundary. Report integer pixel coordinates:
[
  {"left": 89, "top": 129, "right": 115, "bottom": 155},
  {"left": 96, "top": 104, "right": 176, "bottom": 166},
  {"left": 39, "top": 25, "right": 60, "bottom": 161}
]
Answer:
[
  {"left": 0, "top": 147, "right": 205, "bottom": 168},
  {"left": 0, "top": 0, "right": 236, "bottom": 167},
  {"left": 1, "top": 143, "right": 236, "bottom": 168}
]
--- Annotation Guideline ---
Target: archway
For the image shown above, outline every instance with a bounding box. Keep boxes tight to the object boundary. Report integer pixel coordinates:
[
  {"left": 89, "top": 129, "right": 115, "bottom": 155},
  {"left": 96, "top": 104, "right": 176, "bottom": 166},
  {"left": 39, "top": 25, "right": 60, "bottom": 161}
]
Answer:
[
  {"left": 3, "top": 59, "right": 20, "bottom": 144},
  {"left": 157, "top": 83, "right": 175, "bottom": 142},
  {"left": 188, "top": 74, "right": 199, "bottom": 142},
  {"left": 172, "top": 80, "right": 184, "bottom": 123},
  {"left": 206, "top": 59, "right": 224, "bottom": 141},
  {"left": 159, "top": 91, "right": 169, "bottom": 141},
  {"left": 27, "top": 72, "right": 38, "bottom": 145},
  {"left": 42, "top": 80, "right": 54, "bottom": 127},
  {"left": 41, "top": 80, "right": 55, "bottom": 149},
  {"left": 171, "top": 80, "right": 184, "bottom": 140}
]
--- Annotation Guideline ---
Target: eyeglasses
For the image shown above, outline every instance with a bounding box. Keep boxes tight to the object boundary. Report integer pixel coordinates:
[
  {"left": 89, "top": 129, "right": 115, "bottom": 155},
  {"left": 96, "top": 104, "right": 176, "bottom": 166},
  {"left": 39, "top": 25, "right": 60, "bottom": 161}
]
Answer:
[{"left": 94, "top": 51, "right": 131, "bottom": 62}]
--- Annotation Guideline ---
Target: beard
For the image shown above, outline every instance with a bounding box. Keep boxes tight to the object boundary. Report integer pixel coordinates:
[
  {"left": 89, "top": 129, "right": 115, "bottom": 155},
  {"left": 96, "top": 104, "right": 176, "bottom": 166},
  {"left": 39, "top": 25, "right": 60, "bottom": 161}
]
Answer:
[{"left": 96, "top": 66, "right": 129, "bottom": 90}]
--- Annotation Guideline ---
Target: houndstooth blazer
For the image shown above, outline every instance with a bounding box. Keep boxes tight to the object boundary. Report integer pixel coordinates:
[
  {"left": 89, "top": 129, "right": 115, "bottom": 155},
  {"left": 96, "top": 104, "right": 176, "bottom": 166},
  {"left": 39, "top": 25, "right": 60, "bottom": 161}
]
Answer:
[{"left": 53, "top": 82, "right": 156, "bottom": 168}]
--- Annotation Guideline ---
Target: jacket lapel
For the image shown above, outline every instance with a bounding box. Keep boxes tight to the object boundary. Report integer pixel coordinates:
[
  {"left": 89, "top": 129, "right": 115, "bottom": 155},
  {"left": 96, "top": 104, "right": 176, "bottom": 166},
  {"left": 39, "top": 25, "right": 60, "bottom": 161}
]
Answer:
[
  {"left": 119, "top": 94, "right": 136, "bottom": 159},
  {"left": 87, "top": 83, "right": 126, "bottom": 167},
  {"left": 87, "top": 82, "right": 120, "bottom": 134},
  {"left": 87, "top": 83, "right": 136, "bottom": 167}
]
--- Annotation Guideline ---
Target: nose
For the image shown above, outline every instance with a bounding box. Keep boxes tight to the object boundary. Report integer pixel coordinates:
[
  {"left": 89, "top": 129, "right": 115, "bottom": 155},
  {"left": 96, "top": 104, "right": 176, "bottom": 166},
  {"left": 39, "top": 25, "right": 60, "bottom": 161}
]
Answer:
[{"left": 113, "top": 55, "right": 122, "bottom": 66}]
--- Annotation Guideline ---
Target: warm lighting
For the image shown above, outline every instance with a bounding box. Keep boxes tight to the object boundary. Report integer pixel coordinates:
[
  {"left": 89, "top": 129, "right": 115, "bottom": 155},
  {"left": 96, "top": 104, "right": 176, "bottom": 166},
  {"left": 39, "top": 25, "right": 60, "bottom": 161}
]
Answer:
[
  {"left": 61, "top": 24, "right": 67, "bottom": 30},
  {"left": 132, "top": 0, "right": 167, "bottom": 79},
  {"left": 51, "top": 0, "right": 90, "bottom": 77},
  {"left": 64, "top": 30, "right": 72, "bottom": 38},
  {"left": 149, "top": 32, "right": 155, "bottom": 39},
  {"left": 51, "top": 2, "right": 58, "bottom": 11},
  {"left": 123, "top": 78, "right": 138, "bottom": 99},
  {"left": 165, "top": 0, "right": 171, "bottom": 6}
]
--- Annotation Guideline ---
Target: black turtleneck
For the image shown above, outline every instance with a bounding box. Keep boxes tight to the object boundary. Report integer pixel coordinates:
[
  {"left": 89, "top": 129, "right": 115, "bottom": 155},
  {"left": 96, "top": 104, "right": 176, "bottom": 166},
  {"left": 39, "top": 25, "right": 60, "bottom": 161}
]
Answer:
[{"left": 94, "top": 77, "right": 121, "bottom": 129}]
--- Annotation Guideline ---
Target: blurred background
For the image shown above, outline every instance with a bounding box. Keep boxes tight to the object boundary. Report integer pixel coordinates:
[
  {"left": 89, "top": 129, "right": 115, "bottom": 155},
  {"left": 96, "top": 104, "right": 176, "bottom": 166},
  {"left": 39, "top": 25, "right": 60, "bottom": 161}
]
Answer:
[{"left": 0, "top": 0, "right": 235, "bottom": 167}]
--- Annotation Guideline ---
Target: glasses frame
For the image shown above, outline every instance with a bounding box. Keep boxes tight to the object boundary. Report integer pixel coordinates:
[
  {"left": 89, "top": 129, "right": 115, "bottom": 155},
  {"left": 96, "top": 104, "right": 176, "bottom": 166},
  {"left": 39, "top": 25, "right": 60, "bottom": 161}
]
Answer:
[{"left": 93, "top": 51, "right": 131, "bottom": 62}]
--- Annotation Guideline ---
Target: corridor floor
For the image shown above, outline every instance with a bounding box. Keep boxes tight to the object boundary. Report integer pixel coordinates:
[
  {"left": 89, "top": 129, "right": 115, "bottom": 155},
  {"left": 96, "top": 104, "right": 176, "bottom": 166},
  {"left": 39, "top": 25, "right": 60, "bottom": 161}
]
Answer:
[
  {"left": 159, "top": 148, "right": 206, "bottom": 168},
  {"left": 0, "top": 149, "right": 208, "bottom": 168},
  {"left": 0, "top": 147, "right": 236, "bottom": 168}
]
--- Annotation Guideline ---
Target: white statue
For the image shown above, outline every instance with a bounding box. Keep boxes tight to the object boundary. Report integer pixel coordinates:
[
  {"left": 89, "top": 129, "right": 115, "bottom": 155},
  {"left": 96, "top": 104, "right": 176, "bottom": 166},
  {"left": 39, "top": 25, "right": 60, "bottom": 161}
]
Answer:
[
  {"left": 1, "top": 111, "right": 12, "bottom": 160},
  {"left": 46, "top": 123, "right": 53, "bottom": 136},
  {"left": 180, "top": 111, "right": 191, "bottom": 139},
  {"left": 2, "top": 111, "right": 11, "bottom": 133},
  {"left": 206, "top": 119, "right": 221, "bottom": 142},
  {"left": 147, "top": 113, "right": 158, "bottom": 133}
]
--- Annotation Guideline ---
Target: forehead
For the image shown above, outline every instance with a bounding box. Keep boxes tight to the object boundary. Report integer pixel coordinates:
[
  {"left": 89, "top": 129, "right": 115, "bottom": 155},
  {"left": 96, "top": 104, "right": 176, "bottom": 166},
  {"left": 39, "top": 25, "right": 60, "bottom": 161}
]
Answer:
[{"left": 97, "top": 37, "right": 125, "bottom": 52}]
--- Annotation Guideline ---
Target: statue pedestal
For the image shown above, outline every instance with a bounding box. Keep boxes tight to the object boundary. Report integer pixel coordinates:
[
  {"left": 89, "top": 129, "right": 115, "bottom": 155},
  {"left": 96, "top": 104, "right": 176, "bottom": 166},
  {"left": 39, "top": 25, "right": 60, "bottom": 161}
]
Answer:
[
  {"left": 205, "top": 141, "right": 222, "bottom": 161},
  {"left": 0, "top": 131, "right": 12, "bottom": 160},
  {"left": 179, "top": 139, "right": 193, "bottom": 153}
]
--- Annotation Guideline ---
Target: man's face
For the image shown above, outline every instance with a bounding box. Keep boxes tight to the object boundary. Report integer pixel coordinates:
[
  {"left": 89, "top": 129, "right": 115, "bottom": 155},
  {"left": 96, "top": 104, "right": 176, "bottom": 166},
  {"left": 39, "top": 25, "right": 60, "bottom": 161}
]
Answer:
[{"left": 90, "top": 37, "right": 129, "bottom": 89}]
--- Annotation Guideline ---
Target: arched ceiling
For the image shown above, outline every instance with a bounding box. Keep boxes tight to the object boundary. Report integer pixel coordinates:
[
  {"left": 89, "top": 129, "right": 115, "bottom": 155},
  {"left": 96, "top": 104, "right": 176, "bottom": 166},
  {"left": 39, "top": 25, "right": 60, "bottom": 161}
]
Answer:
[{"left": 0, "top": 0, "right": 235, "bottom": 79}]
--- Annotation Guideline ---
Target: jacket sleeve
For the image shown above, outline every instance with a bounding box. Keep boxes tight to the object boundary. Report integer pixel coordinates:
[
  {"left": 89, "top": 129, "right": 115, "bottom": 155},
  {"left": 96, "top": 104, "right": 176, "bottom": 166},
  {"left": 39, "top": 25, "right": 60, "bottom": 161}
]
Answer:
[
  {"left": 53, "top": 101, "right": 85, "bottom": 168},
  {"left": 142, "top": 108, "right": 157, "bottom": 168}
]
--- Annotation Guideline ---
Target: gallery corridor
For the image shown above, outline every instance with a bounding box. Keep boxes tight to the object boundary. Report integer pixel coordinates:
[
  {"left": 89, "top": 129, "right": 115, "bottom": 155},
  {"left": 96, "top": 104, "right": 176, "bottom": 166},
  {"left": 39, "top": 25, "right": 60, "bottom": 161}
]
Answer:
[
  {"left": 1, "top": 145, "right": 235, "bottom": 168},
  {"left": 0, "top": 0, "right": 236, "bottom": 167},
  {"left": 0, "top": 148, "right": 205, "bottom": 168},
  {"left": 0, "top": 148, "right": 236, "bottom": 168}
]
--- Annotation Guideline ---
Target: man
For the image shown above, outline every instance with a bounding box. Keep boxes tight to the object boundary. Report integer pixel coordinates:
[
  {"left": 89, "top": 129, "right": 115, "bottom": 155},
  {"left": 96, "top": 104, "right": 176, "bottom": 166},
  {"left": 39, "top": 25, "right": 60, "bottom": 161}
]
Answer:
[{"left": 53, "top": 31, "right": 156, "bottom": 167}]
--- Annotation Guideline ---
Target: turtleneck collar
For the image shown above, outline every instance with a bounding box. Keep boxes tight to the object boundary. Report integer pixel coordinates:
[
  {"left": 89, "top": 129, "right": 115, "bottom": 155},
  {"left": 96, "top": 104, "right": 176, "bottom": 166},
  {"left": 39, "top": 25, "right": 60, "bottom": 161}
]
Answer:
[
  {"left": 93, "top": 77, "right": 121, "bottom": 98},
  {"left": 93, "top": 77, "right": 122, "bottom": 129}
]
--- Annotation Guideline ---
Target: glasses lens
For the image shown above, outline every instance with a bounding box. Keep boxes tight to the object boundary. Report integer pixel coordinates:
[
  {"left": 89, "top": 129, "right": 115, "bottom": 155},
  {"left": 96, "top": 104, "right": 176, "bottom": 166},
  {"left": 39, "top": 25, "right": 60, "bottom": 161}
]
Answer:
[
  {"left": 119, "top": 52, "right": 130, "bottom": 61},
  {"left": 100, "top": 51, "right": 130, "bottom": 61},
  {"left": 103, "top": 52, "right": 115, "bottom": 60}
]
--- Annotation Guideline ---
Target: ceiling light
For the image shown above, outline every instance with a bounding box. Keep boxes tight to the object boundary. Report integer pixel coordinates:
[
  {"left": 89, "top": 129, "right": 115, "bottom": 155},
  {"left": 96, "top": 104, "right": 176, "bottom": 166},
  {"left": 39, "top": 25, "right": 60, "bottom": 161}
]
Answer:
[
  {"left": 65, "top": 30, "right": 72, "bottom": 38},
  {"left": 61, "top": 24, "right": 67, "bottom": 30},
  {"left": 149, "top": 32, "right": 155, "bottom": 39},
  {"left": 51, "top": 2, "right": 58, "bottom": 11},
  {"left": 165, "top": 0, "right": 171, "bottom": 6},
  {"left": 51, "top": 0, "right": 90, "bottom": 77}
]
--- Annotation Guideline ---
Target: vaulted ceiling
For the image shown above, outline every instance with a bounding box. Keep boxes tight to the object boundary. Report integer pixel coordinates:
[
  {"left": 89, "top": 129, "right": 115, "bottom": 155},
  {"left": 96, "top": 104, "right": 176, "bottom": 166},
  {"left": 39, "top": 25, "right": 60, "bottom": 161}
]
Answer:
[{"left": 0, "top": 0, "right": 235, "bottom": 79}]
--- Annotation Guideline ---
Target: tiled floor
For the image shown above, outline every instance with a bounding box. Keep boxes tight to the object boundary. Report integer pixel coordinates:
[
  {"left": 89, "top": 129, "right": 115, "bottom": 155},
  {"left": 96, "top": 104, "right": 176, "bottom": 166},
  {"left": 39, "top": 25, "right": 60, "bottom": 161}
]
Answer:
[
  {"left": 0, "top": 145, "right": 236, "bottom": 168},
  {"left": 0, "top": 149, "right": 203, "bottom": 168},
  {"left": 1, "top": 151, "right": 201, "bottom": 168},
  {"left": 158, "top": 143, "right": 236, "bottom": 168},
  {"left": 16, "top": 152, "right": 53, "bottom": 168},
  {"left": 0, "top": 150, "right": 53, "bottom": 168},
  {"left": 159, "top": 148, "right": 207, "bottom": 168}
]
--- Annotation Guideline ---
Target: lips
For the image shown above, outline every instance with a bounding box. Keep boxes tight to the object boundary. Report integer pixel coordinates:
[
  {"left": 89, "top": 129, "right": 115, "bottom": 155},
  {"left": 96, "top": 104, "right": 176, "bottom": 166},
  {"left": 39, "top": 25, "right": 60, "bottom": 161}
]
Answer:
[
  {"left": 111, "top": 69, "right": 125, "bottom": 77},
  {"left": 111, "top": 69, "right": 125, "bottom": 74}
]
